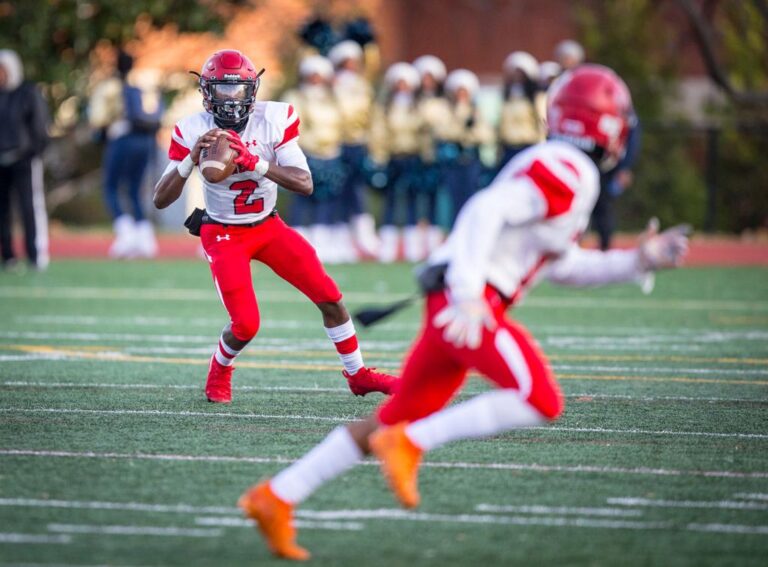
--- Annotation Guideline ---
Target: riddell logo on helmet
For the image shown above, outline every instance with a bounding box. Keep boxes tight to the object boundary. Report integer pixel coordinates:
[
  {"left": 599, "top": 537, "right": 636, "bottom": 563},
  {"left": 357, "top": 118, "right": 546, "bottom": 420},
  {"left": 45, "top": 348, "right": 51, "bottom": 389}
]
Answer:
[{"left": 223, "top": 74, "right": 242, "bottom": 80}]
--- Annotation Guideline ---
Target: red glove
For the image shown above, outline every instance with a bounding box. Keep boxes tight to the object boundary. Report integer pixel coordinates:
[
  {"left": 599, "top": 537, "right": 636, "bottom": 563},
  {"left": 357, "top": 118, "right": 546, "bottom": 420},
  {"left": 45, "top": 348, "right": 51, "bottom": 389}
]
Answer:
[{"left": 227, "top": 130, "right": 259, "bottom": 172}]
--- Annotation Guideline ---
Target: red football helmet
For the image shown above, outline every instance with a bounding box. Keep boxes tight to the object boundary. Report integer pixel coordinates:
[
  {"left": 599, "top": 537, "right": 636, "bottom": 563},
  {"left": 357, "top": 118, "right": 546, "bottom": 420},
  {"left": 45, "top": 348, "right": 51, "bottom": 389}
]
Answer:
[
  {"left": 196, "top": 50, "right": 264, "bottom": 129},
  {"left": 546, "top": 64, "right": 634, "bottom": 171}
]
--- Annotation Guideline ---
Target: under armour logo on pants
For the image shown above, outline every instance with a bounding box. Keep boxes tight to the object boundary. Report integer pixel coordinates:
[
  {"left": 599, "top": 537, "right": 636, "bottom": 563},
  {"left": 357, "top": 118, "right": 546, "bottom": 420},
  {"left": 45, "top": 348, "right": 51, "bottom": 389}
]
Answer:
[{"left": 216, "top": 234, "right": 231, "bottom": 242}]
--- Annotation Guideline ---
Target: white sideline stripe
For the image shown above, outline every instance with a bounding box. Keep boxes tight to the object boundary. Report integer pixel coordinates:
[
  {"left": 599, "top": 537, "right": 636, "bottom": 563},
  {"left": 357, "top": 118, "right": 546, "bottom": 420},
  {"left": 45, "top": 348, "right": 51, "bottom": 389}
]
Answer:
[
  {"left": 0, "top": 532, "right": 71, "bottom": 544},
  {"left": 1, "top": 381, "right": 348, "bottom": 393},
  {"left": 1, "top": 285, "right": 765, "bottom": 311},
  {"left": 2, "top": 407, "right": 765, "bottom": 439},
  {"left": 733, "top": 493, "right": 768, "bottom": 501},
  {"left": 194, "top": 516, "right": 364, "bottom": 531},
  {"left": 607, "top": 497, "right": 768, "bottom": 511},
  {"left": 0, "top": 331, "right": 408, "bottom": 350},
  {"left": 47, "top": 523, "right": 221, "bottom": 538},
  {"left": 294, "top": 509, "right": 671, "bottom": 531},
  {"left": 0, "top": 498, "right": 235, "bottom": 515},
  {"left": 2, "top": 449, "right": 767, "bottom": 479},
  {"left": 527, "top": 426, "right": 768, "bottom": 440},
  {"left": 0, "top": 407, "right": 349, "bottom": 422},
  {"left": 687, "top": 523, "right": 768, "bottom": 535},
  {"left": 476, "top": 504, "right": 643, "bottom": 517},
  {"left": 4, "top": 382, "right": 766, "bottom": 404}
]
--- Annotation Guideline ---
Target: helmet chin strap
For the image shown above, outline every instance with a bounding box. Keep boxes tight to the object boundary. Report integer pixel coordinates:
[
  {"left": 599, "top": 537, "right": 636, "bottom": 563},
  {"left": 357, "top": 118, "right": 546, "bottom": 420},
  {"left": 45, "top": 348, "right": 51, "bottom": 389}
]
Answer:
[{"left": 214, "top": 114, "right": 249, "bottom": 132}]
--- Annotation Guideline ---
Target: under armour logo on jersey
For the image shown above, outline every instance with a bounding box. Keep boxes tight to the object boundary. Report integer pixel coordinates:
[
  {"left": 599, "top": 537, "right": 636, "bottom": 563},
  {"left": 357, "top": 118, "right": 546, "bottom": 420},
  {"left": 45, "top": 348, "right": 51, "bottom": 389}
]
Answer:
[{"left": 216, "top": 234, "right": 231, "bottom": 242}]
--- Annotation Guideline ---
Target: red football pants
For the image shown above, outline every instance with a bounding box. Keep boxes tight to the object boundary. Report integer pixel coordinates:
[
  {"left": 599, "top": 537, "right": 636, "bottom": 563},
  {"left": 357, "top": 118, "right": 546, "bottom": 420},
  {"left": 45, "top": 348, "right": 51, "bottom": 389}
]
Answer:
[
  {"left": 200, "top": 216, "right": 342, "bottom": 341},
  {"left": 378, "top": 286, "right": 564, "bottom": 425}
]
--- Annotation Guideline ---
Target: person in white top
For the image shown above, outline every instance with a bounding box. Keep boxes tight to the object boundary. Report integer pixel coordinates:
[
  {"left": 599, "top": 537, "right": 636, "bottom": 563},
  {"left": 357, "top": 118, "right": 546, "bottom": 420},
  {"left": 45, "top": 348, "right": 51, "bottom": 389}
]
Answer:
[
  {"left": 153, "top": 49, "right": 397, "bottom": 404},
  {"left": 236, "top": 64, "right": 690, "bottom": 560}
]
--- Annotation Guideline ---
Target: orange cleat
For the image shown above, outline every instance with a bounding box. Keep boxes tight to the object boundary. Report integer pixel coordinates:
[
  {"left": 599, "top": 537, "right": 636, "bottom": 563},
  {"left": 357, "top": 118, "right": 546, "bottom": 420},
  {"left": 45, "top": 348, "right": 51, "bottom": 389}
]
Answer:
[
  {"left": 343, "top": 367, "right": 399, "bottom": 396},
  {"left": 369, "top": 422, "right": 423, "bottom": 509},
  {"left": 205, "top": 355, "right": 234, "bottom": 404},
  {"left": 238, "top": 482, "right": 310, "bottom": 561}
]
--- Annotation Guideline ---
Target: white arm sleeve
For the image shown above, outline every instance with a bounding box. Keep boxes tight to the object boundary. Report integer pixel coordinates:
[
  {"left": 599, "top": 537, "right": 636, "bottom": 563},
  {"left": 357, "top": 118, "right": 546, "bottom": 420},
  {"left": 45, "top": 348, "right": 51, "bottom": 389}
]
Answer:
[
  {"left": 546, "top": 245, "right": 645, "bottom": 287},
  {"left": 275, "top": 139, "right": 309, "bottom": 171},
  {"left": 446, "top": 181, "right": 548, "bottom": 301}
]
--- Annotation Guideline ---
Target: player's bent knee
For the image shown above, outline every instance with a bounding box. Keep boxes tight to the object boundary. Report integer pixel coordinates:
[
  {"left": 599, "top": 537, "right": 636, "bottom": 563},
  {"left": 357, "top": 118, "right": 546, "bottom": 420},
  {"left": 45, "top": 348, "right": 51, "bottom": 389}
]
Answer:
[{"left": 231, "top": 318, "right": 260, "bottom": 342}]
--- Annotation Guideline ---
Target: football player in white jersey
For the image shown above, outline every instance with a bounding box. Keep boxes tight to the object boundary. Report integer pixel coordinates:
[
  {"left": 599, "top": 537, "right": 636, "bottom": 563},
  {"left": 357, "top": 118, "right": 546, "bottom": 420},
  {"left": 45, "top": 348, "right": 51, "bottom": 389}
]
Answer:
[
  {"left": 236, "top": 64, "right": 689, "bottom": 560},
  {"left": 153, "top": 49, "right": 397, "bottom": 403}
]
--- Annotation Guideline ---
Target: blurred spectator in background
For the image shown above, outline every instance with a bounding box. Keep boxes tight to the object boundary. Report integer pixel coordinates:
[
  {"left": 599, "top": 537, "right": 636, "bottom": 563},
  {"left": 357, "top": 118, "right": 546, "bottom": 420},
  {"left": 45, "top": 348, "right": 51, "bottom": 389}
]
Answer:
[
  {"left": 329, "top": 40, "right": 379, "bottom": 259},
  {"left": 88, "top": 50, "right": 163, "bottom": 259},
  {"left": 497, "top": 51, "right": 546, "bottom": 170},
  {"left": 438, "top": 69, "right": 494, "bottom": 226},
  {"left": 283, "top": 55, "right": 348, "bottom": 263},
  {"left": 369, "top": 62, "right": 423, "bottom": 262},
  {"left": 539, "top": 60, "right": 562, "bottom": 90},
  {"left": 554, "top": 39, "right": 585, "bottom": 71},
  {"left": 0, "top": 49, "right": 49, "bottom": 271},
  {"left": 413, "top": 54, "right": 450, "bottom": 256},
  {"left": 592, "top": 114, "right": 642, "bottom": 250}
]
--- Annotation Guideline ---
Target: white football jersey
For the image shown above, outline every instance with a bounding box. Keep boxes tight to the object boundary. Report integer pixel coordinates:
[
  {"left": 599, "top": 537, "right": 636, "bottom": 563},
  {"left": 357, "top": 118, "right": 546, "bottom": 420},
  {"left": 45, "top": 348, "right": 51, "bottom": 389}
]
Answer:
[
  {"left": 167, "top": 101, "right": 309, "bottom": 224},
  {"left": 429, "top": 141, "right": 600, "bottom": 303}
]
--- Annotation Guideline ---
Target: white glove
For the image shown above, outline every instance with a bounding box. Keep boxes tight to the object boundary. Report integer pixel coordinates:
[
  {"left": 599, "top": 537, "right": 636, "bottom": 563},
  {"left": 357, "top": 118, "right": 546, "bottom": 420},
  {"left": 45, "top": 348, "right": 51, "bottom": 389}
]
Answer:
[
  {"left": 638, "top": 217, "right": 691, "bottom": 271},
  {"left": 432, "top": 297, "right": 497, "bottom": 349}
]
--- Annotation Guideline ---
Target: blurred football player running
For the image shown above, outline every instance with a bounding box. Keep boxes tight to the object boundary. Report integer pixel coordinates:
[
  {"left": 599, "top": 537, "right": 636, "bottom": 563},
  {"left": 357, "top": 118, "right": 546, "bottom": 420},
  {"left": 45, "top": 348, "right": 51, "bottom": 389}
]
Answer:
[
  {"left": 238, "top": 64, "right": 689, "bottom": 560},
  {"left": 153, "top": 50, "right": 397, "bottom": 403}
]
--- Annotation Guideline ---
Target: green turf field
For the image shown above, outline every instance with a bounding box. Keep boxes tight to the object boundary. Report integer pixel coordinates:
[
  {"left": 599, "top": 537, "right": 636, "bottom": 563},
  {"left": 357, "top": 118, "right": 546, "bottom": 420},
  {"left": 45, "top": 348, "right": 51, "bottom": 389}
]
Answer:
[{"left": 1, "top": 260, "right": 767, "bottom": 566}]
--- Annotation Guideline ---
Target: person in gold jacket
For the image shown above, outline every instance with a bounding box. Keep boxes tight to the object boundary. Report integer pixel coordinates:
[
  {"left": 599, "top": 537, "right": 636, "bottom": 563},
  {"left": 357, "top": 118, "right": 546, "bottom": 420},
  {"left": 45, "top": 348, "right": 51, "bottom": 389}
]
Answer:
[
  {"left": 413, "top": 54, "right": 450, "bottom": 259},
  {"left": 368, "top": 62, "right": 423, "bottom": 263},
  {"left": 498, "top": 51, "right": 546, "bottom": 171},
  {"left": 328, "top": 40, "right": 378, "bottom": 259},
  {"left": 282, "top": 55, "right": 350, "bottom": 263},
  {"left": 435, "top": 69, "right": 494, "bottom": 226}
]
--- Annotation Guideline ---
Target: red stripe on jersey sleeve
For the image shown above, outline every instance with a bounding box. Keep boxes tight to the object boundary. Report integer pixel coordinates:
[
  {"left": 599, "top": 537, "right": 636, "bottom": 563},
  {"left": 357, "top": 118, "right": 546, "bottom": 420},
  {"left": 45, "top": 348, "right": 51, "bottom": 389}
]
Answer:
[
  {"left": 287, "top": 105, "right": 295, "bottom": 119},
  {"left": 521, "top": 159, "right": 575, "bottom": 218},
  {"left": 275, "top": 117, "right": 300, "bottom": 149},
  {"left": 168, "top": 138, "right": 190, "bottom": 161},
  {"left": 558, "top": 158, "right": 580, "bottom": 180}
]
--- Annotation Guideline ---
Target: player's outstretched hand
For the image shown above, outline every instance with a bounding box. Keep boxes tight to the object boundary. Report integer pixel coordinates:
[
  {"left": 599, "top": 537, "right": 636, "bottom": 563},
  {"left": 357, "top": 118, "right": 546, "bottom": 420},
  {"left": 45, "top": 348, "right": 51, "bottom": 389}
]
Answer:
[
  {"left": 191, "top": 128, "right": 226, "bottom": 164},
  {"left": 433, "top": 298, "right": 497, "bottom": 350},
  {"left": 226, "top": 130, "right": 259, "bottom": 172},
  {"left": 638, "top": 217, "right": 691, "bottom": 271}
]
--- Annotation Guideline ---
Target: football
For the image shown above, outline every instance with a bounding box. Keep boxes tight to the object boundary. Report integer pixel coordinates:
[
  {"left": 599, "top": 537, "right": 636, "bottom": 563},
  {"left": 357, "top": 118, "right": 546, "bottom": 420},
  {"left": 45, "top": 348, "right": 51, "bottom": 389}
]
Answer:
[{"left": 199, "top": 134, "right": 238, "bottom": 183}]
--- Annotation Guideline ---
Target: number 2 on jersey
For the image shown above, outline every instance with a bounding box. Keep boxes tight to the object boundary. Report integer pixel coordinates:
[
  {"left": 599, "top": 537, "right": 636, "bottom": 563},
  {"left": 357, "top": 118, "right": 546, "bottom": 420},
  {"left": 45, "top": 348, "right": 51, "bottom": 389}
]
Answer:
[{"left": 229, "top": 180, "right": 264, "bottom": 215}]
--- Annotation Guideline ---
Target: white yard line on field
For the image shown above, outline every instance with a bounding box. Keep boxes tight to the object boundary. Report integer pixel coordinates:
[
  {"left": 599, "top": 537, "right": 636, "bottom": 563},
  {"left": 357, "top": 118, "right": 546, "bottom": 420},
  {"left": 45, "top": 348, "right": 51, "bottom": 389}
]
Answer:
[
  {"left": 687, "top": 523, "right": 768, "bottom": 535},
  {"left": 475, "top": 504, "right": 643, "bottom": 517},
  {"left": 46, "top": 523, "right": 221, "bottom": 538},
  {"left": 5, "top": 381, "right": 767, "bottom": 404},
  {"left": 1, "top": 449, "right": 767, "bottom": 479},
  {"left": 733, "top": 493, "right": 768, "bottom": 501},
  {"left": 607, "top": 497, "right": 768, "bottom": 511},
  {"left": 296, "top": 508, "right": 671, "bottom": 530},
  {"left": 18, "top": 314, "right": 768, "bottom": 337},
  {"left": 0, "top": 498, "right": 236, "bottom": 515},
  {"left": 2, "top": 285, "right": 766, "bottom": 311},
  {"left": 0, "top": 532, "right": 71, "bottom": 544},
  {"left": 194, "top": 516, "right": 364, "bottom": 531},
  {"left": 1, "top": 407, "right": 765, "bottom": 439},
  {"left": 0, "top": 407, "right": 351, "bottom": 422}
]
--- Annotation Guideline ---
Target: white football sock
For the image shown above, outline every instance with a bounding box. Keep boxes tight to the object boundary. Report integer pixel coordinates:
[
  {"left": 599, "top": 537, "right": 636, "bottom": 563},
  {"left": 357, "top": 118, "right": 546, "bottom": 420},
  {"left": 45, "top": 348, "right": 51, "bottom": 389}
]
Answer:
[
  {"left": 270, "top": 426, "right": 363, "bottom": 504},
  {"left": 213, "top": 331, "right": 244, "bottom": 367},
  {"left": 406, "top": 389, "right": 546, "bottom": 451},
  {"left": 325, "top": 319, "right": 364, "bottom": 375}
]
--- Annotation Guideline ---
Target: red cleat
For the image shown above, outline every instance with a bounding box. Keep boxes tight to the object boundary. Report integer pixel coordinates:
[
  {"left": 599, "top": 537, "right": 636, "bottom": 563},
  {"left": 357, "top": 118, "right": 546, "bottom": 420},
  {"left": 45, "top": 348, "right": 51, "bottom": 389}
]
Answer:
[
  {"left": 238, "top": 482, "right": 310, "bottom": 561},
  {"left": 343, "top": 367, "right": 399, "bottom": 396},
  {"left": 205, "top": 355, "right": 233, "bottom": 404}
]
